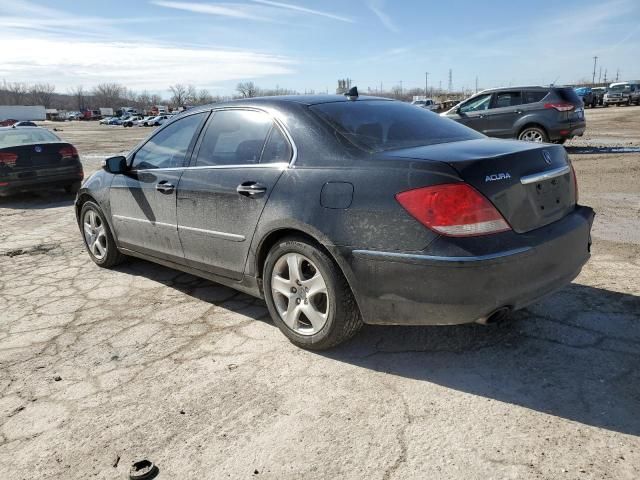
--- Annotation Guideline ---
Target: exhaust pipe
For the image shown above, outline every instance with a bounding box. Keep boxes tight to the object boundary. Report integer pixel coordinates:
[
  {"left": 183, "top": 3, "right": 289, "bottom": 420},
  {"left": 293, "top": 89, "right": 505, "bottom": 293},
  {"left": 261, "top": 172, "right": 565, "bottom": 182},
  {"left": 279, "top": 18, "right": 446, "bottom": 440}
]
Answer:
[{"left": 475, "top": 306, "right": 512, "bottom": 325}]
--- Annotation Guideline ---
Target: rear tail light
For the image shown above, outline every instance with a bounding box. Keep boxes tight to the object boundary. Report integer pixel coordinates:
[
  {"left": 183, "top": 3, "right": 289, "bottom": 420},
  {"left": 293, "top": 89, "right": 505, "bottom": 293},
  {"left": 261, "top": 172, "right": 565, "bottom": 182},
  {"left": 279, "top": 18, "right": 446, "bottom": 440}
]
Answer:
[
  {"left": 0, "top": 152, "right": 18, "bottom": 167},
  {"left": 570, "top": 163, "right": 579, "bottom": 203},
  {"left": 59, "top": 145, "right": 79, "bottom": 159},
  {"left": 396, "top": 183, "right": 511, "bottom": 237},
  {"left": 544, "top": 102, "right": 575, "bottom": 112}
]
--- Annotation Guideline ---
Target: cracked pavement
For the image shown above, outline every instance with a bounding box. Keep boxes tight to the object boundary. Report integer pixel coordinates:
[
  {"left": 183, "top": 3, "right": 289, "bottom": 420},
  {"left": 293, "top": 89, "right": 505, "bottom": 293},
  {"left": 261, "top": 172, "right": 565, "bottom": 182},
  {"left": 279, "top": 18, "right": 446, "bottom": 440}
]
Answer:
[{"left": 1, "top": 110, "right": 640, "bottom": 479}]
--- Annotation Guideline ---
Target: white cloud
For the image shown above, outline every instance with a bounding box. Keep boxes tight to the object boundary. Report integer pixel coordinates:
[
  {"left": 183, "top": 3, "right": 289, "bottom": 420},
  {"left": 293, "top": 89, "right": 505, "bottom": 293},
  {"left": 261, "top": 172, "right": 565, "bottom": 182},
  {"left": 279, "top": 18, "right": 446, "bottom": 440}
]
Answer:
[
  {"left": 366, "top": 0, "right": 398, "bottom": 33},
  {"left": 251, "top": 0, "right": 354, "bottom": 23},
  {"left": 151, "top": 1, "right": 267, "bottom": 21},
  {"left": 0, "top": 35, "right": 296, "bottom": 92}
]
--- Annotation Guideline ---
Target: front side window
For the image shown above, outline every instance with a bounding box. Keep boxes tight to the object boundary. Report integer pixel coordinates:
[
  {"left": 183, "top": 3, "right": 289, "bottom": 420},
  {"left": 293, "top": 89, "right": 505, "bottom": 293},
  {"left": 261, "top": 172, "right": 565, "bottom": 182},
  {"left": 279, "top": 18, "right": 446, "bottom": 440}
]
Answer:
[
  {"left": 493, "top": 91, "right": 522, "bottom": 108},
  {"left": 459, "top": 94, "right": 492, "bottom": 113},
  {"left": 195, "top": 110, "right": 274, "bottom": 166},
  {"left": 131, "top": 113, "right": 206, "bottom": 170}
]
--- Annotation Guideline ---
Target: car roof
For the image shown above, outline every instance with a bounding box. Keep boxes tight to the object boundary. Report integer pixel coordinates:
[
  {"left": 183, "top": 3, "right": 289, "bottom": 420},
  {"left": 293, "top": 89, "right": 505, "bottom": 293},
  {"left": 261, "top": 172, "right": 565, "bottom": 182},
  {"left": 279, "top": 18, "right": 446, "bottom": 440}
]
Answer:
[
  {"left": 192, "top": 94, "right": 394, "bottom": 111},
  {"left": 477, "top": 86, "right": 551, "bottom": 94}
]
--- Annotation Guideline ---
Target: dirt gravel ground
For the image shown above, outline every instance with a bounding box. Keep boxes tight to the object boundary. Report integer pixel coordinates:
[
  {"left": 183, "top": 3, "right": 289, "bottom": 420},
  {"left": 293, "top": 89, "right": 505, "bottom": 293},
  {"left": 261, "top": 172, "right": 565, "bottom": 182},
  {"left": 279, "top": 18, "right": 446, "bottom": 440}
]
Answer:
[{"left": 1, "top": 108, "right": 639, "bottom": 479}]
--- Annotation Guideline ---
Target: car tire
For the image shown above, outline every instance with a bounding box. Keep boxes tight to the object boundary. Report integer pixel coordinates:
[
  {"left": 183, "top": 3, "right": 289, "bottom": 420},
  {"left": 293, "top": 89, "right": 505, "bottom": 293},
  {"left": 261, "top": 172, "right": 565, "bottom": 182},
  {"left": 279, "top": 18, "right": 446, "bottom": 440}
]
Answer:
[
  {"left": 518, "top": 126, "right": 548, "bottom": 143},
  {"left": 79, "top": 201, "right": 125, "bottom": 268},
  {"left": 263, "top": 237, "right": 363, "bottom": 350},
  {"left": 64, "top": 181, "right": 81, "bottom": 194}
]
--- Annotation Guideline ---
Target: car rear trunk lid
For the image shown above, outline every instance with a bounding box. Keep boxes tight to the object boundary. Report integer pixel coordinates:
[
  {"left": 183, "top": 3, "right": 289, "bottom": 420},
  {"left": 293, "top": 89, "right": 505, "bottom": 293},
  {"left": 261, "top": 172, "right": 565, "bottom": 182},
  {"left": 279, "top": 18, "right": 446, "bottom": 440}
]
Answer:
[{"left": 384, "top": 138, "right": 577, "bottom": 233}]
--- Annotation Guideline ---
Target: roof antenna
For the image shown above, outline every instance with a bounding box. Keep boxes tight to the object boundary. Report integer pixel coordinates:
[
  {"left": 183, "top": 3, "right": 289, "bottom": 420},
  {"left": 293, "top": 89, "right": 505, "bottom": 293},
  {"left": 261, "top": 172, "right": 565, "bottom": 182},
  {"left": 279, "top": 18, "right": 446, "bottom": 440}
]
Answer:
[{"left": 344, "top": 86, "right": 358, "bottom": 100}]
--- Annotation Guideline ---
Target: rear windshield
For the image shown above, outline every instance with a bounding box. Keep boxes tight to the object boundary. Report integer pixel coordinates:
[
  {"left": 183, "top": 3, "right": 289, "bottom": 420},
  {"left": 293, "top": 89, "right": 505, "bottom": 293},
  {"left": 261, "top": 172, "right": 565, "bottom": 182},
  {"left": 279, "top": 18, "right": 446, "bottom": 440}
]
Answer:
[
  {"left": 0, "top": 129, "right": 60, "bottom": 149},
  {"left": 310, "top": 100, "right": 482, "bottom": 152},
  {"left": 555, "top": 87, "right": 582, "bottom": 104}
]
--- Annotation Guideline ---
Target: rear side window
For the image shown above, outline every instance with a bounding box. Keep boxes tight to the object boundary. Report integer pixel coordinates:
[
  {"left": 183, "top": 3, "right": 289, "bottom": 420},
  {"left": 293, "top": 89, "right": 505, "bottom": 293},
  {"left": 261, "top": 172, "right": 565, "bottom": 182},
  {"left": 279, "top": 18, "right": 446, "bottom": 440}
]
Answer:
[
  {"left": 523, "top": 90, "right": 549, "bottom": 104},
  {"left": 555, "top": 88, "right": 581, "bottom": 104},
  {"left": 261, "top": 126, "right": 292, "bottom": 163},
  {"left": 493, "top": 91, "right": 522, "bottom": 108},
  {"left": 311, "top": 100, "right": 482, "bottom": 152},
  {"left": 195, "top": 110, "right": 275, "bottom": 167}
]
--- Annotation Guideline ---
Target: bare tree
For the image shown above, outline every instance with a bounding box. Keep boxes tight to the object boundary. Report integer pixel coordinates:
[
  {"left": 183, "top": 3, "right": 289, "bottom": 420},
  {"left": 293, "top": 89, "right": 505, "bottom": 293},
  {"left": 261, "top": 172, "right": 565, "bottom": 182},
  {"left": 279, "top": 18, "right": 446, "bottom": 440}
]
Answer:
[
  {"left": 67, "top": 86, "right": 87, "bottom": 111},
  {"left": 169, "top": 84, "right": 188, "bottom": 106},
  {"left": 137, "top": 91, "right": 152, "bottom": 110},
  {"left": 185, "top": 85, "right": 197, "bottom": 104},
  {"left": 236, "top": 81, "right": 258, "bottom": 98},
  {"left": 92, "top": 83, "right": 123, "bottom": 108},
  {"left": 5, "top": 82, "right": 29, "bottom": 105},
  {"left": 29, "top": 83, "right": 56, "bottom": 107},
  {"left": 194, "top": 88, "right": 213, "bottom": 105},
  {"left": 150, "top": 93, "right": 163, "bottom": 106}
]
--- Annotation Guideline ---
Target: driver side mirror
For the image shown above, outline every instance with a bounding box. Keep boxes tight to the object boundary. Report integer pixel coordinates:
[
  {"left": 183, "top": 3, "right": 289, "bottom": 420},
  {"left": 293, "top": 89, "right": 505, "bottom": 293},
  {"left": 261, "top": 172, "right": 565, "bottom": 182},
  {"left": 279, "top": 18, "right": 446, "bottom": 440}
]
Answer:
[{"left": 103, "top": 155, "right": 128, "bottom": 174}]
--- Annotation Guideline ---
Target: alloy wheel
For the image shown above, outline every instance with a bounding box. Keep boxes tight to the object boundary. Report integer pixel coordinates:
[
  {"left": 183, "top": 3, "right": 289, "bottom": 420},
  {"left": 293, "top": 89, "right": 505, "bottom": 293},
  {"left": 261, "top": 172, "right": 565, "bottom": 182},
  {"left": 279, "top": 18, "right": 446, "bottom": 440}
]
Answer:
[
  {"left": 271, "top": 253, "right": 329, "bottom": 335},
  {"left": 83, "top": 210, "right": 108, "bottom": 260},
  {"left": 520, "top": 129, "right": 544, "bottom": 142}
]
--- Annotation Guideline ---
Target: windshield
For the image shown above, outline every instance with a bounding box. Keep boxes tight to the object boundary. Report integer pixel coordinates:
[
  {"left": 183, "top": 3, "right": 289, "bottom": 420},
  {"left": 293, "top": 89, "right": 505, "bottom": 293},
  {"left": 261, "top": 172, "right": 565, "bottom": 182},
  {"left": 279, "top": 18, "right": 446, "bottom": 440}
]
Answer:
[
  {"left": 610, "top": 85, "right": 628, "bottom": 92},
  {"left": 310, "top": 100, "right": 482, "bottom": 152},
  {"left": 0, "top": 129, "right": 60, "bottom": 148}
]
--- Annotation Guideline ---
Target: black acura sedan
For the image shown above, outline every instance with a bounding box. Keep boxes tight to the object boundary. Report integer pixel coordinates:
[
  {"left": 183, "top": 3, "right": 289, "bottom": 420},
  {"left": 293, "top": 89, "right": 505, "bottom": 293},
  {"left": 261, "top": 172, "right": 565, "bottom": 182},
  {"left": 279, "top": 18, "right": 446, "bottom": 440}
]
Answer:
[
  {"left": 0, "top": 126, "right": 83, "bottom": 195},
  {"left": 75, "top": 93, "right": 594, "bottom": 349}
]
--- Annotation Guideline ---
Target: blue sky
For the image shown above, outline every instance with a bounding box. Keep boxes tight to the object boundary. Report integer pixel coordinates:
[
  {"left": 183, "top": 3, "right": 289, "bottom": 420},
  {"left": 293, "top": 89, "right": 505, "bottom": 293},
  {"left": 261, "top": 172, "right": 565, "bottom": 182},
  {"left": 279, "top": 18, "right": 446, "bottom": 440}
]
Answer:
[{"left": 1, "top": 0, "right": 639, "bottom": 96}]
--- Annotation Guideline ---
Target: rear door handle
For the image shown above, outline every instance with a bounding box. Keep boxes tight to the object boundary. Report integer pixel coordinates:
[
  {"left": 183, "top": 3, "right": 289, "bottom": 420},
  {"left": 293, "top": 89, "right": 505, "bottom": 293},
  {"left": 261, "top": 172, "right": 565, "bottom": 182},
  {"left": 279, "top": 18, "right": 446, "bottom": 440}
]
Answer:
[
  {"left": 237, "top": 182, "right": 267, "bottom": 198},
  {"left": 515, "top": 110, "right": 523, "bottom": 114},
  {"left": 155, "top": 181, "right": 175, "bottom": 194}
]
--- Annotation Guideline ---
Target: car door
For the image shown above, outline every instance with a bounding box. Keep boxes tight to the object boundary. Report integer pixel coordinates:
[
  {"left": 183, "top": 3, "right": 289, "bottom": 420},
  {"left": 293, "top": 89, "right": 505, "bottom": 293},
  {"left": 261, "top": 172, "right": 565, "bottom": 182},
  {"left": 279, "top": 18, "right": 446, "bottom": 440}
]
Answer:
[
  {"left": 177, "top": 109, "right": 291, "bottom": 280},
  {"left": 109, "top": 111, "right": 209, "bottom": 262},
  {"left": 484, "top": 90, "right": 523, "bottom": 138},
  {"left": 452, "top": 93, "right": 492, "bottom": 133}
]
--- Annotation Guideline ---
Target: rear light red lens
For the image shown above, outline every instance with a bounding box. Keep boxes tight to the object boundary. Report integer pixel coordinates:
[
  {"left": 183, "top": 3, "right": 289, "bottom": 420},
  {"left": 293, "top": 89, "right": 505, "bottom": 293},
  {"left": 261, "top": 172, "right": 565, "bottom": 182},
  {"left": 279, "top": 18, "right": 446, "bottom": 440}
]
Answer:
[
  {"left": 0, "top": 182, "right": 9, "bottom": 187},
  {"left": 544, "top": 102, "right": 575, "bottom": 112},
  {"left": 0, "top": 152, "right": 18, "bottom": 166},
  {"left": 59, "top": 145, "right": 78, "bottom": 159},
  {"left": 570, "top": 163, "right": 579, "bottom": 203},
  {"left": 396, "top": 183, "right": 511, "bottom": 237}
]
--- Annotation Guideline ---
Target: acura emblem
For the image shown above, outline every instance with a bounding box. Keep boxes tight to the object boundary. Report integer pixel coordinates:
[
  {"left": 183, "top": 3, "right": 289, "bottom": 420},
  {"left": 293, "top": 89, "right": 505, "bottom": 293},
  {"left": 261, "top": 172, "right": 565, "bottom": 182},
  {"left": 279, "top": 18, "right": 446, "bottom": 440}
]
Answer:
[
  {"left": 542, "top": 150, "right": 552, "bottom": 165},
  {"left": 34, "top": 146, "right": 42, "bottom": 153}
]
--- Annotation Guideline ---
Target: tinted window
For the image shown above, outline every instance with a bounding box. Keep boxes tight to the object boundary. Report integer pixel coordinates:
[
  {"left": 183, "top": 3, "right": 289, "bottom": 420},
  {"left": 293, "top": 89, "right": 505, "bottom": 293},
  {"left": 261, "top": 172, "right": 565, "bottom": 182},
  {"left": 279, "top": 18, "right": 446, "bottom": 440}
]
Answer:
[
  {"left": 523, "top": 90, "right": 548, "bottom": 104},
  {"left": 555, "top": 88, "right": 582, "bottom": 104},
  {"left": 261, "top": 126, "right": 292, "bottom": 163},
  {"left": 0, "top": 129, "right": 60, "bottom": 148},
  {"left": 131, "top": 113, "right": 206, "bottom": 170},
  {"left": 459, "top": 94, "right": 492, "bottom": 113},
  {"left": 311, "top": 100, "right": 481, "bottom": 152},
  {"left": 493, "top": 91, "right": 522, "bottom": 108},
  {"left": 195, "top": 110, "right": 273, "bottom": 166}
]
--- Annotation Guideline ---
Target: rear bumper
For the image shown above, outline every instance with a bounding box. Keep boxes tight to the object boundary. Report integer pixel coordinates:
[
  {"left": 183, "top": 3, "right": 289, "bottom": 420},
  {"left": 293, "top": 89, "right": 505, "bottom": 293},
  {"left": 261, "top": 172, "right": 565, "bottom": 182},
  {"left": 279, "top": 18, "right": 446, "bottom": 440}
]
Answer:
[
  {"left": 338, "top": 206, "right": 594, "bottom": 325},
  {"left": 0, "top": 172, "right": 83, "bottom": 193},
  {"left": 548, "top": 120, "right": 586, "bottom": 140}
]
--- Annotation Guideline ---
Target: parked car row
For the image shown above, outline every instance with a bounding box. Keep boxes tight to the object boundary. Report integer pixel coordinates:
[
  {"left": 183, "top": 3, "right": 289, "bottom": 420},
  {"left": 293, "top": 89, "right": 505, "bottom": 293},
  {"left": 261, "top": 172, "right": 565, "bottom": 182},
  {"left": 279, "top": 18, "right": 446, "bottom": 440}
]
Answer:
[{"left": 99, "top": 114, "right": 174, "bottom": 127}]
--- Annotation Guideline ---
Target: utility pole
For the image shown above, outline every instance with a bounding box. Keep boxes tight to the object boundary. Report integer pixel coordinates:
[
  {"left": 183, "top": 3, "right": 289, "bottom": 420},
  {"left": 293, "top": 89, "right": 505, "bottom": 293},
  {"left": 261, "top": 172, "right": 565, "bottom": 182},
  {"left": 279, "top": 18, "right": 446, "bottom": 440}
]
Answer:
[
  {"left": 598, "top": 67, "right": 602, "bottom": 84},
  {"left": 399, "top": 80, "right": 403, "bottom": 95},
  {"left": 448, "top": 69, "right": 453, "bottom": 92},
  {"left": 475, "top": 76, "right": 478, "bottom": 93},
  {"left": 592, "top": 56, "right": 598, "bottom": 85},
  {"left": 604, "top": 69, "right": 608, "bottom": 83},
  {"left": 425, "top": 72, "right": 429, "bottom": 98},
  {"left": 616, "top": 68, "right": 620, "bottom": 81}
]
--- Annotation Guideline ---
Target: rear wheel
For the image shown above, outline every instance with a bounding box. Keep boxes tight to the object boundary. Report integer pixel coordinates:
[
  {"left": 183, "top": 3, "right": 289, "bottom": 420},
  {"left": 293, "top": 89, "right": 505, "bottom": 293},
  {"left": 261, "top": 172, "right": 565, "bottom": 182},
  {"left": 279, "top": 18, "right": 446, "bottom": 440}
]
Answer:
[
  {"left": 518, "top": 126, "right": 548, "bottom": 143},
  {"left": 263, "top": 237, "right": 362, "bottom": 350},
  {"left": 80, "top": 201, "right": 125, "bottom": 268}
]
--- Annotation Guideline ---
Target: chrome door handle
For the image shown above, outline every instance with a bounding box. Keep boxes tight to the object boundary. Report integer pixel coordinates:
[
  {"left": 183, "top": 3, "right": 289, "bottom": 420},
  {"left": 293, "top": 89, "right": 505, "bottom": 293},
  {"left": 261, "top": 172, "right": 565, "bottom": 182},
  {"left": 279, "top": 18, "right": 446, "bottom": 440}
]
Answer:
[
  {"left": 237, "top": 182, "right": 267, "bottom": 198},
  {"left": 155, "top": 182, "right": 175, "bottom": 194}
]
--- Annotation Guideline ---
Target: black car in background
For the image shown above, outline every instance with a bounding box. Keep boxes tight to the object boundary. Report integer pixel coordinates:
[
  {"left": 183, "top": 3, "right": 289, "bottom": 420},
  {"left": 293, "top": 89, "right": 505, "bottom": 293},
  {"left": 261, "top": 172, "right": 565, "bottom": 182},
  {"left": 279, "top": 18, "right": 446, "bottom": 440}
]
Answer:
[
  {"left": 0, "top": 127, "right": 83, "bottom": 195},
  {"left": 76, "top": 94, "right": 593, "bottom": 349},
  {"left": 443, "top": 86, "right": 586, "bottom": 144}
]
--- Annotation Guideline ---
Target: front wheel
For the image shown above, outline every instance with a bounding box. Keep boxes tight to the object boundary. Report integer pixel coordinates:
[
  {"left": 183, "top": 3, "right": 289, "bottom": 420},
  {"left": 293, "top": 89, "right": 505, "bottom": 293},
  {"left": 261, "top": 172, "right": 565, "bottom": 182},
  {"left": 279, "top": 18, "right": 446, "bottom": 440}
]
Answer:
[
  {"left": 80, "top": 201, "right": 125, "bottom": 268},
  {"left": 263, "top": 237, "right": 362, "bottom": 350},
  {"left": 518, "top": 126, "right": 548, "bottom": 143}
]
